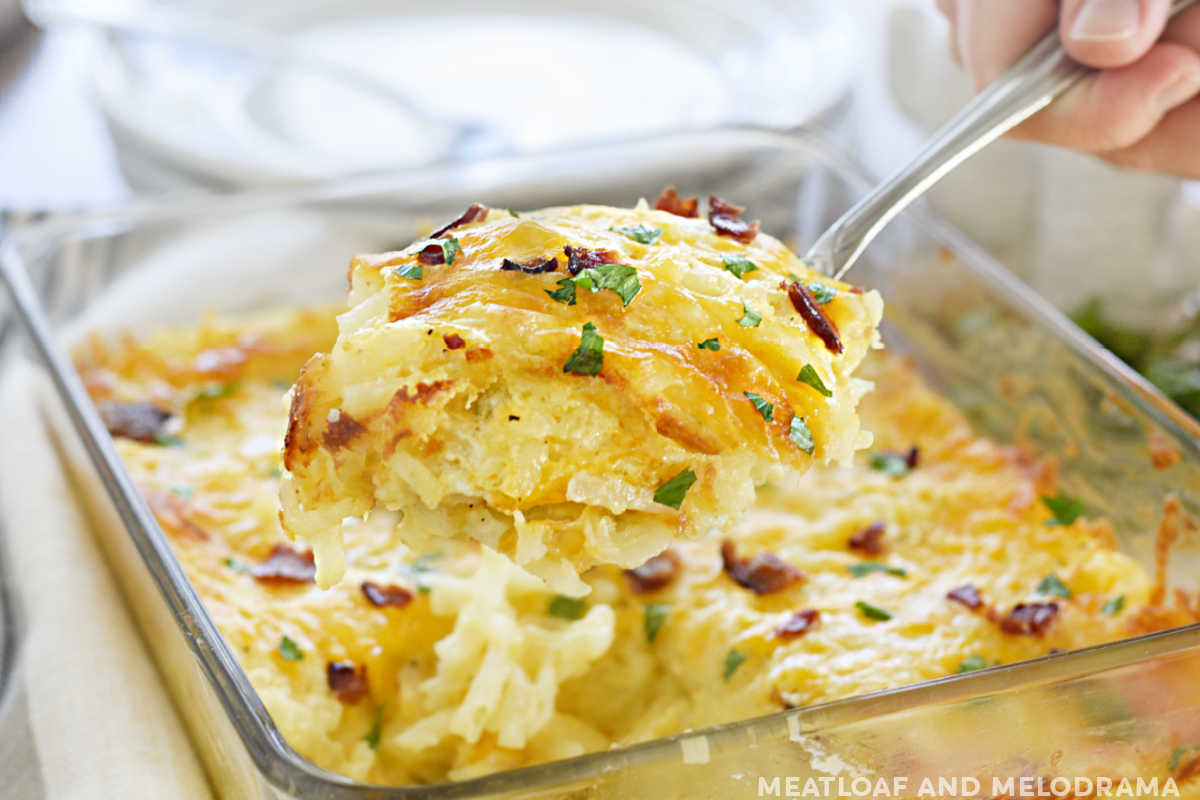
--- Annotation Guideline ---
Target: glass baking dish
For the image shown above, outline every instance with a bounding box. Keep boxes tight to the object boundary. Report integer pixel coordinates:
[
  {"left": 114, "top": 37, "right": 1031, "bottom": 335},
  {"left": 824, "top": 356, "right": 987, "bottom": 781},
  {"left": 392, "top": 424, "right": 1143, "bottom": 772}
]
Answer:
[{"left": 2, "top": 129, "right": 1200, "bottom": 799}]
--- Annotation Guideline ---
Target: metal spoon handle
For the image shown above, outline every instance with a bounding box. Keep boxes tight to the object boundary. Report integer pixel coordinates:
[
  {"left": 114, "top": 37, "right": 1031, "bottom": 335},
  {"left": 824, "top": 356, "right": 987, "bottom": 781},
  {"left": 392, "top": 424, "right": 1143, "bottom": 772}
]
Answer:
[{"left": 806, "top": 0, "right": 1199, "bottom": 279}]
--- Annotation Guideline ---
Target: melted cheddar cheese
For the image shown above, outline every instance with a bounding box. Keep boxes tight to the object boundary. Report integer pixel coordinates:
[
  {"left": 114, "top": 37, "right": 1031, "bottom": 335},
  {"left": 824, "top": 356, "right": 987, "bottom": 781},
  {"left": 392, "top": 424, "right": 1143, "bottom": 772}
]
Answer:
[
  {"left": 277, "top": 202, "right": 883, "bottom": 591},
  {"left": 76, "top": 308, "right": 1196, "bottom": 786}
]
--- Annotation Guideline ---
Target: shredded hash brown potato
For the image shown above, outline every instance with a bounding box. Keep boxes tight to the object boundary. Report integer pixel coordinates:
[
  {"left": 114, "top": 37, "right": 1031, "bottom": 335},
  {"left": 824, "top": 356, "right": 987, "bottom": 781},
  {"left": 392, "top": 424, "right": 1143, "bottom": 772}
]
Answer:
[
  {"left": 75, "top": 307, "right": 1199, "bottom": 786},
  {"left": 277, "top": 201, "right": 883, "bottom": 591}
]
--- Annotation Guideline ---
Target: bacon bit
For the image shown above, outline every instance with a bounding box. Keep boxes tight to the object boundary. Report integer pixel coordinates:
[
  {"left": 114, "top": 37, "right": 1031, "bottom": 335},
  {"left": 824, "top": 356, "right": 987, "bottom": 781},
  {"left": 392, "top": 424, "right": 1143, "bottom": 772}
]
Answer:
[
  {"left": 707, "top": 195, "right": 759, "bottom": 244},
  {"left": 776, "top": 609, "right": 820, "bottom": 640},
  {"left": 787, "top": 281, "right": 844, "bottom": 354},
  {"left": 418, "top": 243, "right": 448, "bottom": 265},
  {"left": 563, "top": 245, "right": 620, "bottom": 276},
  {"left": 250, "top": 544, "right": 316, "bottom": 585},
  {"left": 98, "top": 401, "right": 174, "bottom": 443},
  {"left": 326, "top": 661, "right": 369, "bottom": 703},
  {"left": 322, "top": 410, "right": 366, "bottom": 451},
  {"left": 361, "top": 581, "right": 414, "bottom": 608},
  {"left": 388, "top": 380, "right": 452, "bottom": 407},
  {"left": 947, "top": 583, "right": 984, "bottom": 611},
  {"left": 653, "top": 186, "right": 699, "bottom": 218},
  {"left": 721, "top": 540, "right": 804, "bottom": 595},
  {"left": 443, "top": 333, "right": 466, "bottom": 350},
  {"left": 996, "top": 602, "right": 1059, "bottom": 635},
  {"left": 624, "top": 549, "right": 682, "bottom": 593},
  {"left": 848, "top": 521, "right": 886, "bottom": 556},
  {"left": 464, "top": 347, "right": 493, "bottom": 363},
  {"left": 500, "top": 256, "right": 559, "bottom": 274},
  {"left": 429, "top": 203, "right": 488, "bottom": 239}
]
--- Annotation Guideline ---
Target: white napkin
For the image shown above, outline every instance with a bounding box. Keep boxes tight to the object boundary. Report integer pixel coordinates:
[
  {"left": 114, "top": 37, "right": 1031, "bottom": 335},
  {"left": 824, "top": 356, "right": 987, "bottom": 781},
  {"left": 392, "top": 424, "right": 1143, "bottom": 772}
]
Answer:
[{"left": 0, "top": 359, "right": 212, "bottom": 800}]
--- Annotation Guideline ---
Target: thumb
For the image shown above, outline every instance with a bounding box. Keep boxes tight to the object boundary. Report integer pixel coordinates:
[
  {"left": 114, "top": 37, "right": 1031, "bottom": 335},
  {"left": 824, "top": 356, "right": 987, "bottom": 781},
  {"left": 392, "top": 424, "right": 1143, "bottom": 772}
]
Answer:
[{"left": 1061, "top": 0, "right": 1174, "bottom": 67}]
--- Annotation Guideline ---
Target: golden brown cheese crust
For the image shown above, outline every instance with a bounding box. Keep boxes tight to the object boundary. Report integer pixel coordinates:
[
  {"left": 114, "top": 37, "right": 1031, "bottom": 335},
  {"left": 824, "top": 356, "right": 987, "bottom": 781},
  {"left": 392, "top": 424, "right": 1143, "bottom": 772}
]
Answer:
[
  {"left": 77, "top": 310, "right": 1199, "bottom": 787},
  {"left": 278, "top": 202, "right": 883, "bottom": 589}
]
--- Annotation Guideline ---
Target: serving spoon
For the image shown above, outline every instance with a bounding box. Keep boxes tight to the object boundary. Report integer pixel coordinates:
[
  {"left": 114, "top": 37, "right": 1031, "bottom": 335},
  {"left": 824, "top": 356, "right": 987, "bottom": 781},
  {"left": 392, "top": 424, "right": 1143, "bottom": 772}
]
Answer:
[{"left": 806, "top": 0, "right": 1199, "bottom": 280}]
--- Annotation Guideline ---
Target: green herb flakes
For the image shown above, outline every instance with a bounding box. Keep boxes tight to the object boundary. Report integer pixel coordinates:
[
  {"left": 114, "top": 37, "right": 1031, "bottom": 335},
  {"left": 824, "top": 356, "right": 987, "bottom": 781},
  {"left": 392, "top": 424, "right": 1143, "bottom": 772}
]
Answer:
[
  {"left": 548, "top": 595, "right": 587, "bottom": 620},
  {"left": 612, "top": 224, "right": 663, "bottom": 245},
  {"left": 279, "top": 635, "right": 302, "bottom": 661},
  {"left": 807, "top": 281, "right": 837, "bottom": 304},
  {"left": 506, "top": 207, "right": 519, "bottom": 218},
  {"left": 737, "top": 302, "right": 763, "bottom": 328},
  {"left": 697, "top": 337, "right": 720, "bottom": 351},
  {"left": 153, "top": 433, "right": 184, "bottom": 448},
  {"left": 364, "top": 706, "right": 383, "bottom": 750},
  {"left": 721, "top": 254, "right": 759, "bottom": 278},
  {"left": 957, "top": 654, "right": 988, "bottom": 673},
  {"left": 394, "top": 262, "right": 423, "bottom": 280},
  {"left": 723, "top": 648, "right": 747, "bottom": 680},
  {"left": 644, "top": 603, "right": 670, "bottom": 643},
  {"left": 1102, "top": 595, "right": 1126, "bottom": 616},
  {"left": 855, "top": 600, "right": 893, "bottom": 621},
  {"left": 797, "top": 364, "right": 832, "bottom": 397},
  {"left": 547, "top": 266, "right": 641, "bottom": 307},
  {"left": 653, "top": 468, "right": 697, "bottom": 510},
  {"left": 423, "top": 237, "right": 462, "bottom": 265},
  {"left": 868, "top": 451, "right": 910, "bottom": 478},
  {"left": 1036, "top": 573, "right": 1072, "bottom": 599},
  {"left": 1042, "top": 494, "right": 1084, "bottom": 526},
  {"left": 848, "top": 561, "right": 908, "bottom": 579},
  {"left": 222, "top": 556, "right": 251, "bottom": 574},
  {"left": 563, "top": 322, "right": 604, "bottom": 376},
  {"left": 743, "top": 391, "right": 774, "bottom": 422},
  {"left": 546, "top": 278, "right": 577, "bottom": 305},
  {"left": 788, "top": 416, "right": 815, "bottom": 455}
]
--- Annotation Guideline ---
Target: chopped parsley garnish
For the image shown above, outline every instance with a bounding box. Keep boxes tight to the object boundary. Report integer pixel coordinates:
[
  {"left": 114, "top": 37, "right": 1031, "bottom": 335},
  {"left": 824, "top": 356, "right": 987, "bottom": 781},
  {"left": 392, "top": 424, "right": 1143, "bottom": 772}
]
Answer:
[
  {"left": 394, "top": 262, "right": 423, "bottom": 280},
  {"left": 153, "top": 432, "right": 184, "bottom": 447},
  {"left": 548, "top": 594, "right": 587, "bottom": 620},
  {"left": 1101, "top": 595, "right": 1126, "bottom": 616},
  {"left": 563, "top": 322, "right": 604, "bottom": 375},
  {"left": 653, "top": 468, "right": 697, "bottom": 510},
  {"left": 222, "top": 556, "right": 251, "bottom": 574},
  {"left": 546, "top": 278, "right": 577, "bottom": 304},
  {"left": 506, "top": 207, "right": 519, "bottom": 217},
  {"left": 797, "top": 364, "right": 832, "bottom": 397},
  {"left": 723, "top": 648, "right": 747, "bottom": 680},
  {"left": 1170, "top": 745, "right": 1200, "bottom": 773},
  {"left": 188, "top": 382, "right": 239, "bottom": 403},
  {"left": 868, "top": 451, "right": 910, "bottom": 478},
  {"left": 855, "top": 600, "right": 893, "bottom": 621},
  {"left": 697, "top": 337, "right": 720, "bottom": 351},
  {"left": 546, "top": 265, "right": 641, "bottom": 307},
  {"left": 806, "top": 281, "right": 837, "bottom": 305},
  {"left": 1042, "top": 494, "right": 1084, "bottom": 526},
  {"left": 363, "top": 706, "right": 383, "bottom": 750},
  {"left": 787, "top": 275, "right": 837, "bottom": 304},
  {"left": 737, "top": 301, "right": 763, "bottom": 328},
  {"left": 957, "top": 654, "right": 989, "bottom": 673},
  {"left": 644, "top": 603, "right": 670, "bottom": 642},
  {"left": 279, "top": 635, "right": 302, "bottom": 661},
  {"left": 788, "top": 416, "right": 815, "bottom": 455},
  {"left": 572, "top": 264, "right": 641, "bottom": 306},
  {"left": 559, "top": 321, "right": 600, "bottom": 376},
  {"left": 170, "top": 485, "right": 194, "bottom": 500},
  {"left": 743, "top": 391, "right": 774, "bottom": 422},
  {"left": 611, "top": 224, "right": 663, "bottom": 245},
  {"left": 420, "top": 237, "right": 462, "bottom": 265},
  {"left": 1036, "top": 573, "right": 1072, "bottom": 599},
  {"left": 721, "top": 254, "right": 759, "bottom": 278},
  {"left": 848, "top": 561, "right": 908, "bottom": 579}
]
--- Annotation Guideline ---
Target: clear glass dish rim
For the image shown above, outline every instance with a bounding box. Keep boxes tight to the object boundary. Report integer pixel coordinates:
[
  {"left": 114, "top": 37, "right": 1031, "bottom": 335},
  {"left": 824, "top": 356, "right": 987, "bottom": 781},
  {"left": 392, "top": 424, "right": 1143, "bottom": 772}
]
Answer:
[{"left": 3, "top": 126, "right": 1199, "bottom": 798}]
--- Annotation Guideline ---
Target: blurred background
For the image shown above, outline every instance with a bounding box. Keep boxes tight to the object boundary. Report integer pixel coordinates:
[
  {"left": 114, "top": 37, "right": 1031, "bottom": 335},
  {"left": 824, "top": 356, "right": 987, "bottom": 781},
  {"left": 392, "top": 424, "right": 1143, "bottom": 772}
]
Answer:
[{"left": 1, "top": 0, "right": 1198, "bottom": 405}]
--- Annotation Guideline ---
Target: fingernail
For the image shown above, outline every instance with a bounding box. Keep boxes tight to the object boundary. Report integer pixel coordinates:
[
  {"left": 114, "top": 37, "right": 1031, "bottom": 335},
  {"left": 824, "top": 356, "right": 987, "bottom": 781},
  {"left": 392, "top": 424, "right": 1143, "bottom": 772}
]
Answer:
[
  {"left": 1070, "top": 0, "right": 1141, "bottom": 41},
  {"left": 1155, "top": 69, "right": 1200, "bottom": 111}
]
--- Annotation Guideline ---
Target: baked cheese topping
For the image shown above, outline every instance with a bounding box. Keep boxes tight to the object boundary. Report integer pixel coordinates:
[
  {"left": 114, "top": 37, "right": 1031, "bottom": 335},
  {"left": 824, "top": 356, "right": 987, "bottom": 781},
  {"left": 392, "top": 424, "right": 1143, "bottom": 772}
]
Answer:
[
  {"left": 277, "top": 198, "right": 883, "bottom": 591},
  {"left": 75, "top": 308, "right": 1197, "bottom": 786}
]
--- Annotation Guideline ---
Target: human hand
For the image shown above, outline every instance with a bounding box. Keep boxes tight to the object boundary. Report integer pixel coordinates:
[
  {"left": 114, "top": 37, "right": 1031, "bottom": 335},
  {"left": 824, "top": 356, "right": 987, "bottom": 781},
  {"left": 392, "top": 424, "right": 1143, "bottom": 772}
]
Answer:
[{"left": 937, "top": 0, "right": 1200, "bottom": 177}]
